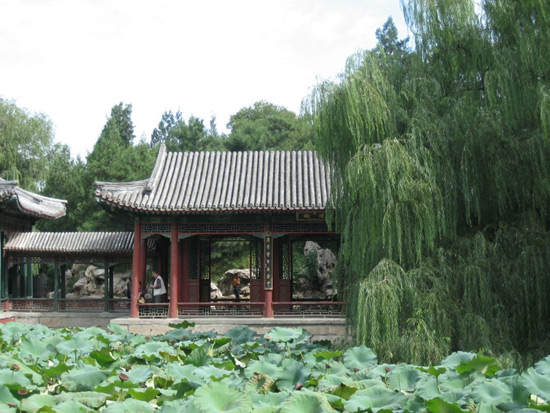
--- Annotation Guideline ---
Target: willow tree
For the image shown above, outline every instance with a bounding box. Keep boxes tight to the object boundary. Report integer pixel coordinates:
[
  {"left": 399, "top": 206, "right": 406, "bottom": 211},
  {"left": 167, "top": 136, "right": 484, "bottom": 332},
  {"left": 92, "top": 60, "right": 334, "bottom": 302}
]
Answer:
[
  {"left": 0, "top": 98, "right": 55, "bottom": 190},
  {"left": 308, "top": 0, "right": 550, "bottom": 366}
]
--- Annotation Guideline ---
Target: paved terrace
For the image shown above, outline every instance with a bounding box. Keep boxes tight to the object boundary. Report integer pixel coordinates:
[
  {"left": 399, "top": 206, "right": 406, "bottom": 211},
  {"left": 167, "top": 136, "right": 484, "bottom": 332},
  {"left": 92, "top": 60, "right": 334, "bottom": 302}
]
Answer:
[{"left": 0, "top": 311, "right": 348, "bottom": 343}]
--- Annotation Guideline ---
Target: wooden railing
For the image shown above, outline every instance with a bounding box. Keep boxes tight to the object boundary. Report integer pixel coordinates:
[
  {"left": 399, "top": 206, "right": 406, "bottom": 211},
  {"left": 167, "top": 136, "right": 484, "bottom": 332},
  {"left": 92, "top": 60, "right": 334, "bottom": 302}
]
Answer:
[
  {"left": 3, "top": 298, "right": 343, "bottom": 318},
  {"left": 137, "top": 300, "right": 344, "bottom": 318},
  {"left": 178, "top": 302, "right": 265, "bottom": 317},
  {"left": 272, "top": 301, "right": 344, "bottom": 317},
  {"left": 3, "top": 298, "right": 130, "bottom": 313}
]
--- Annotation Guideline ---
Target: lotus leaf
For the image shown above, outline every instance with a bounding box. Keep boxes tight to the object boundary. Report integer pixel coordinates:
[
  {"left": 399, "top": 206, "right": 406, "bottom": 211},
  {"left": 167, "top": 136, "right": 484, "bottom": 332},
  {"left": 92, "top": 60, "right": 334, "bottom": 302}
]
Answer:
[
  {"left": 343, "top": 345, "right": 378, "bottom": 370},
  {"left": 103, "top": 398, "right": 156, "bottom": 412},
  {"left": 160, "top": 398, "right": 202, "bottom": 413},
  {"left": 225, "top": 326, "right": 257, "bottom": 345},
  {"left": 471, "top": 380, "right": 511, "bottom": 405},
  {"left": 0, "top": 356, "right": 43, "bottom": 385},
  {"left": 186, "top": 346, "right": 211, "bottom": 366},
  {"left": 0, "top": 368, "right": 33, "bottom": 389},
  {"left": 245, "top": 359, "right": 282, "bottom": 380},
  {"left": 168, "top": 320, "right": 196, "bottom": 329},
  {"left": 259, "top": 352, "right": 284, "bottom": 365},
  {"left": 51, "top": 399, "right": 95, "bottom": 412},
  {"left": 245, "top": 372, "right": 276, "bottom": 393},
  {"left": 251, "top": 391, "right": 289, "bottom": 409},
  {"left": 535, "top": 356, "right": 550, "bottom": 376},
  {"left": 161, "top": 328, "right": 194, "bottom": 342},
  {"left": 424, "top": 397, "right": 468, "bottom": 413},
  {"left": 251, "top": 407, "right": 281, "bottom": 413},
  {"left": 133, "top": 341, "right": 175, "bottom": 360},
  {"left": 440, "top": 352, "right": 476, "bottom": 369},
  {"left": 314, "top": 350, "right": 343, "bottom": 361},
  {"left": 388, "top": 365, "right": 422, "bottom": 392},
  {"left": 330, "top": 382, "right": 359, "bottom": 400},
  {"left": 166, "top": 362, "right": 202, "bottom": 386},
  {"left": 265, "top": 327, "right": 310, "bottom": 343},
  {"left": 276, "top": 360, "right": 311, "bottom": 390},
  {"left": 89, "top": 347, "right": 119, "bottom": 366},
  {"left": 124, "top": 365, "right": 154, "bottom": 383},
  {"left": 54, "top": 391, "right": 109, "bottom": 408},
  {"left": 56, "top": 336, "right": 95, "bottom": 360},
  {"left": 19, "top": 394, "right": 55, "bottom": 412},
  {"left": 0, "top": 384, "right": 17, "bottom": 404},
  {"left": 194, "top": 381, "right": 252, "bottom": 412},
  {"left": 280, "top": 389, "right": 334, "bottom": 412},
  {"left": 521, "top": 368, "right": 550, "bottom": 402},
  {"left": 318, "top": 373, "right": 353, "bottom": 390},
  {"left": 19, "top": 337, "right": 54, "bottom": 363},
  {"left": 419, "top": 365, "right": 447, "bottom": 377},
  {"left": 193, "top": 365, "right": 234, "bottom": 381},
  {"left": 128, "top": 386, "right": 160, "bottom": 402},
  {"left": 343, "top": 386, "right": 408, "bottom": 412},
  {"left": 456, "top": 354, "right": 498, "bottom": 377},
  {"left": 60, "top": 365, "right": 110, "bottom": 391},
  {"left": 0, "top": 322, "right": 28, "bottom": 343}
]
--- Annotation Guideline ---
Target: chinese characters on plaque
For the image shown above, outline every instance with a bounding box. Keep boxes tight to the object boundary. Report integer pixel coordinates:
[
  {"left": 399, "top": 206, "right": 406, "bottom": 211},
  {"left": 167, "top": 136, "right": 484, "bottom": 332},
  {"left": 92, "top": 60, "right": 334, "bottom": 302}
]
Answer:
[{"left": 264, "top": 233, "right": 272, "bottom": 290}]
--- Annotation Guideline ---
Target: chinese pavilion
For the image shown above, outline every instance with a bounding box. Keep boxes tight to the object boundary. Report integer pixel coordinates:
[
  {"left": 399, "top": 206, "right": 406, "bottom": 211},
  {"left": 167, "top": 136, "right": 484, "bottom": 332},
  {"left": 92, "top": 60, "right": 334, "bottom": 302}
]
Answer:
[
  {"left": 94, "top": 145, "right": 338, "bottom": 318},
  {"left": 0, "top": 178, "right": 66, "bottom": 300}
]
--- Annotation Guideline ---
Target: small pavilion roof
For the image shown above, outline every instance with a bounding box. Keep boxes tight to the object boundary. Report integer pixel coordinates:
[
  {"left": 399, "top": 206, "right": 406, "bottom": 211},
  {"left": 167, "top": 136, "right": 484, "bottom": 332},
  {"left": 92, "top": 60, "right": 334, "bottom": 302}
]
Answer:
[
  {"left": 94, "top": 145, "right": 331, "bottom": 214},
  {"left": 0, "top": 178, "right": 67, "bottom": 219},
  {"left": 4, "top": 232, "right": 135, "bottom": 255}
]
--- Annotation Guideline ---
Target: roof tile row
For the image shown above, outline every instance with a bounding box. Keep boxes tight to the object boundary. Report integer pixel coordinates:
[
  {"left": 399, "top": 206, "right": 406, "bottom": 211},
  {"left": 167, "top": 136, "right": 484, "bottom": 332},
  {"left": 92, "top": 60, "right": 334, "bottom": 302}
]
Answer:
[
  {"left": 4, "top": 232, "right": 134, "bottom": 254},
  {"left": 95, "top": 147, "right": 331, "bottom": 213}
]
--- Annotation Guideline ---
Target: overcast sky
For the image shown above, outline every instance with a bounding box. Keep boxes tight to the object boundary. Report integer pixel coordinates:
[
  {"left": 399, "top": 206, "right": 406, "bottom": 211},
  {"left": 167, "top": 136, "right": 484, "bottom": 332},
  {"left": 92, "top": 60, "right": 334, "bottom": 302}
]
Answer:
[{"left": 0, "top": 0, "right": 408, "bottom": 159}]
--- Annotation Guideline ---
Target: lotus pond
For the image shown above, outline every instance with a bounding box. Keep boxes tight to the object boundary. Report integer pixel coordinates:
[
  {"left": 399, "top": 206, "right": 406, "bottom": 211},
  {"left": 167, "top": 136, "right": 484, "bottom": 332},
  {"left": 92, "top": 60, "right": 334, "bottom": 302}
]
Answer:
[{"left": 0, "top": 321, "right": 549, "bottom": 412}]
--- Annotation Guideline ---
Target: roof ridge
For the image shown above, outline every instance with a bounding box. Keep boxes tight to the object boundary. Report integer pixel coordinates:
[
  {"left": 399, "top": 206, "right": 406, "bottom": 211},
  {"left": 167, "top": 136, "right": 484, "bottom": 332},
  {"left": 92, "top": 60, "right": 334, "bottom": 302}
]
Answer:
[{"left": 145, "top": 143, "right": 166, "bottom": 192}]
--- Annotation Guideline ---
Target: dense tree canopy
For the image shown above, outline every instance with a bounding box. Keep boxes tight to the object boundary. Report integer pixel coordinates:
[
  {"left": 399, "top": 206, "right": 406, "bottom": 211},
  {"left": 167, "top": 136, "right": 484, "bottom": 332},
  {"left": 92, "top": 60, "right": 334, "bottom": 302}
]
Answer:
[
  {"left": 36, "top": 144, "right": 86, "bottom": 232},
  {"left": 38, "top": 103, "right": 157, "bottom": 232},
  {"left": 0, "top": 98, "right": 55, "bottom": 191},
  {"left": 2, "top": 99, "right": 308, "bottom": 232},
  {"left": 81, "top": 103, "right": 157, "bottom": 231},
  {"left": 308, "top": 0, "right": 550, "bottom": 366},
  {"left": 225, "top": 101, "right": 314, "bottom": 151},
  {"left": 151, "top": 110, "right": 223, "bottom": 152}
]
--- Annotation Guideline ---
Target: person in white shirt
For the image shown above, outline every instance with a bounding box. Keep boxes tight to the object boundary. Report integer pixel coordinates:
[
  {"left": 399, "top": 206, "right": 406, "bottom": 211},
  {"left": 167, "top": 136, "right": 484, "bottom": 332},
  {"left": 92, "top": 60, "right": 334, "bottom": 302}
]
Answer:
[{"left": 150, "top": 271, "right": 167, "bottom": 303}]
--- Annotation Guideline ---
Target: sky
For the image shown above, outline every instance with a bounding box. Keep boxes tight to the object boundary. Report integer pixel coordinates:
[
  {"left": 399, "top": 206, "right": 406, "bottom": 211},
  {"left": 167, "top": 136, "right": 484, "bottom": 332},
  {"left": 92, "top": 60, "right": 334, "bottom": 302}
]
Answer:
[{"left": 0, "top": 0, "right": 408, "bottom": 159}]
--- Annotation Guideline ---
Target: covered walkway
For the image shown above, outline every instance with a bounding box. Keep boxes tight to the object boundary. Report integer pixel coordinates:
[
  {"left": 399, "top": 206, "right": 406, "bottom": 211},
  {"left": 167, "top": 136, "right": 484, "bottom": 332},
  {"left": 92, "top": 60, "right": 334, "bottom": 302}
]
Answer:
[{"left": 2, "top": 231, "right": 147, "bottom": 313}]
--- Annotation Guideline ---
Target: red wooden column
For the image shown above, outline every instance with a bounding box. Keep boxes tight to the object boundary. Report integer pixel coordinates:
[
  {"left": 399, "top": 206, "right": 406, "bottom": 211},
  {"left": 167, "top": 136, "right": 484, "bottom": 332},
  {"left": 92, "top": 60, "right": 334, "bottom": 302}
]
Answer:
[
  {"left": 139, "top": 237, "right": 146, "bottom": 287},
  {"left": 178, "top": 240, "right": 185, "bottom": 302},
  {"left": 130, "top": 219, "right": 142, "bottom": 318},
  {"left": 169, "top": 223, "right": 179, "bottom": 318},
  {"left": 263, "top": 231, "right": 274, "bottom": 318}
]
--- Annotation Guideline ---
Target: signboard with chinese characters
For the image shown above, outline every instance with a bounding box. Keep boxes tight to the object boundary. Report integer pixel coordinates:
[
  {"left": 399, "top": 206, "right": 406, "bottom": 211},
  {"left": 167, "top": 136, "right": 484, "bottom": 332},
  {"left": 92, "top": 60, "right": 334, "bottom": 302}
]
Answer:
[
  {"left": 296, "top": 211, "right": 326, "bottom": 221},
  {"left": 264, "top": 233, "right": 273, "bottom": 290}
]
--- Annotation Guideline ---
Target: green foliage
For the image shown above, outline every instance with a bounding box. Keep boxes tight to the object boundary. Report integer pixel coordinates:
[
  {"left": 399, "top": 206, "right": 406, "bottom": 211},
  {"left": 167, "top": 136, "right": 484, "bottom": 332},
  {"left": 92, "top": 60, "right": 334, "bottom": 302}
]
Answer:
[
  {"left": 0, "top": 322, "right": 549, "bottom": 411},
  {"left": 225, "top": 101, "right": 314, "bottom": 151},
  {"left": 0, "top": 98, "right": 55, "bottom": 191},
  {"left": 209, "top": 239, "right": 250, "bottom": 283},
  {"left": 151, "top": 110, "right": 223, "bottom": 152},
  {"left": 36, "top": 144, "right": 86, "bottom": 232},
  {"left": 308, "top": 0, "right": 550, "bottom": 365},
  {"left": 79, "top": 103, "right": 157, "bottom": 231}
]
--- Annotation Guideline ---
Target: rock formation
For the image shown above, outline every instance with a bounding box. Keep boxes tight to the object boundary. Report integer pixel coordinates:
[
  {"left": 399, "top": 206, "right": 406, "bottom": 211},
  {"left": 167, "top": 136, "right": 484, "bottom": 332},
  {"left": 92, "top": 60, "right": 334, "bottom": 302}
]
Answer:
[{"left": 295, "top": 241, "right": 337, "bottom": 300}]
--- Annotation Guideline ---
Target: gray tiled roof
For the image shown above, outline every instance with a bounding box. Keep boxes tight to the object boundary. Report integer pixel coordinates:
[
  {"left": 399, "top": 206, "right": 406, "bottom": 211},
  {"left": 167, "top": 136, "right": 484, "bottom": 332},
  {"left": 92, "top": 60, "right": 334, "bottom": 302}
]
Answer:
[
  {"left": 0, "top": 178, "right": 67, "bottom": 219},
  {"left": 4, "top": 232, "right": 134, "bottom": 254},
  {"left": 94, "top": 145, "right": 331, "bottom": 213}
]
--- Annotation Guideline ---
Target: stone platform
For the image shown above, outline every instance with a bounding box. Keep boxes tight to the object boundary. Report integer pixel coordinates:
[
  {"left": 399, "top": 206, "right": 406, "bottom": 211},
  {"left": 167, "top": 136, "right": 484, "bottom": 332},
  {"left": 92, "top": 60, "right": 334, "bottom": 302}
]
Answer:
[
  {"left": 1, "top": 311, "right": 123, "bottom": 328},
  {"left": 0, "top": 311, "right": 348, "bottom": 343},
  {"left": 112, "top": 316, "right": 348, "bottom": 342}
]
